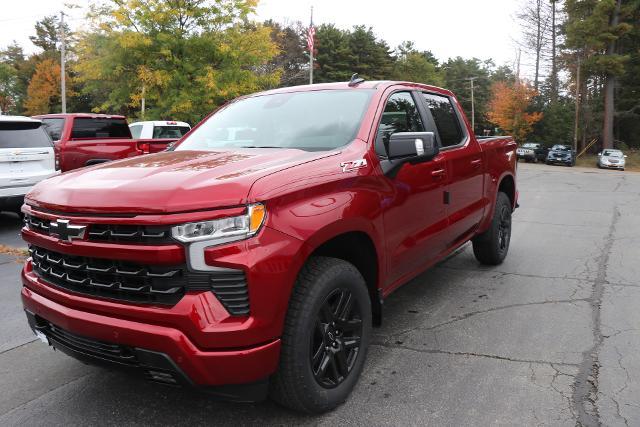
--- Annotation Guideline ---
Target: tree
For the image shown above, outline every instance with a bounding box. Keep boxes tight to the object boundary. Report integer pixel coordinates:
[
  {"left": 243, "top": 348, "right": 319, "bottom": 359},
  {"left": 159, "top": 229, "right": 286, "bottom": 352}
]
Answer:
[
  {"left": 314, "top": 24, "right": 394, "bottom": 82},
  {"left": 0, "top": 63, "right": 19, "bottom": 114},
  {"left": 516, "top": 0, "right": 553, "bottom": 91},
  {"left": 74, "top": 0, "right": 280, "bottom": 123},
  {"left": 564, "top": 0, "right": 638, "bottom": 149},
  {"left": 23, "top": 58, "right": 62, "bottom": 115},
  {"left": 488, "top": 80, "right": 543, "bottom": 143},
  {"left": 392, "top": 41, "right": 443, "bottom": 85},
  {"left": 264, "top": 20, "right": 308, "bottom": 87},
  {"left": 30, "top": 15, "right": 71, "bottom": 55}
]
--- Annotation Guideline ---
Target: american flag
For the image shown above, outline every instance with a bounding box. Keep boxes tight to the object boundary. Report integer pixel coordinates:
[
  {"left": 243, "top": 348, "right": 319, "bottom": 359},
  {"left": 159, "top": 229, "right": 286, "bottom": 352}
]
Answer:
[{"left": 307, "top": 17, "right": 315, "bottom": 54}]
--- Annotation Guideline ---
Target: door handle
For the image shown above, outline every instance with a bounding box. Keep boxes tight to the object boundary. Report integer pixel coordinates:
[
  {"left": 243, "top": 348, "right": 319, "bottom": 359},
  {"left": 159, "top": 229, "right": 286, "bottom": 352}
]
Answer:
[
  {"left": 431, "top": 169, "right": 445, "bottom": 179},
  {"left": 471, "top": 159, "right": 482, "bottom": 168}
]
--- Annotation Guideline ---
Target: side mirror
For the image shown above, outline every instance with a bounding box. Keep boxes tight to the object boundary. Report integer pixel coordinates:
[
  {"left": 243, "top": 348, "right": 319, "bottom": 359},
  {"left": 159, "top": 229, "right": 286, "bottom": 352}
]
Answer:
[
  {"left": 387, "top": 132, "right": 438, "bottom": 161},
  {"left": 381, "top": 132, "right": 438, "bottom": 177},
  {"left": 598, "top": 153, "right": 602, "bottom": 156}
]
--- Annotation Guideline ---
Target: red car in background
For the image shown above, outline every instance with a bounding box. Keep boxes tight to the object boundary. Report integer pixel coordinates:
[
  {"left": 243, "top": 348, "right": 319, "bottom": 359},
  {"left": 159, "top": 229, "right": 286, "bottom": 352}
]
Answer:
[{"left": 34, "top": 113, "right": 183, "bottom": 172}]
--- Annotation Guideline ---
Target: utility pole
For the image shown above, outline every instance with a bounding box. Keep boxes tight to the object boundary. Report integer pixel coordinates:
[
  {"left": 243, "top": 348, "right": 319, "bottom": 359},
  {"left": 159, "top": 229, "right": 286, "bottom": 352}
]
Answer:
[
  {"left": 309, "top": 6, "right": 314, "bottom": 85},
  {"left": 573, "top": 57, "right": 581, "bottom": 152},
  {"left": 60, "top": 11, "right": 66, "bottom": 114},
  {"left": 141, "top": 83, "right": 146, "bottom": 119},
  {"left": 466, "top": 77, "right": 477, "bottom": 133}
]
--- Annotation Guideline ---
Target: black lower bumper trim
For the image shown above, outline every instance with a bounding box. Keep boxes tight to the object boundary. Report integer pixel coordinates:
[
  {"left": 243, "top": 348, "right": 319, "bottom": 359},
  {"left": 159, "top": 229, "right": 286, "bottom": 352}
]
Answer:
[{"left": 25, "top": 310, "right": 269, "bottom": 402}]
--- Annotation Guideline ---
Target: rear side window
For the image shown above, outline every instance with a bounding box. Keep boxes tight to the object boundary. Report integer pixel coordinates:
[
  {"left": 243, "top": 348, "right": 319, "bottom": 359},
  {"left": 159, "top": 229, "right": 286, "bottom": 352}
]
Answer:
[
  {"left": 0, "top": 123, "right": 53, "bottom": 148},
  {"left": 152, "top": 126, "right": 190, "bottom": 139},
  {"left": 129, "top": 124, "right": 143, "bottom": 139},
  {"left": 422, "top": 93, "right": 464, "bottom": 148},
  {"left": 41, "top": 118, "right": 65, "bottom": 141},
  {"left": 71, "top": 118, "right": 131, "bottom": 139},
  {"left": 376, "top": 92, "right": 424, "bottom": 155}
]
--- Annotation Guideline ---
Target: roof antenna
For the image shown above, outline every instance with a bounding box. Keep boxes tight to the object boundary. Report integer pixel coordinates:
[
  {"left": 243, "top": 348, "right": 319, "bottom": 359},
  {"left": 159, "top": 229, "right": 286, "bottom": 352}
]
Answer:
[{"left": 348, "top": 73, "right": 365, "bottom": 87}]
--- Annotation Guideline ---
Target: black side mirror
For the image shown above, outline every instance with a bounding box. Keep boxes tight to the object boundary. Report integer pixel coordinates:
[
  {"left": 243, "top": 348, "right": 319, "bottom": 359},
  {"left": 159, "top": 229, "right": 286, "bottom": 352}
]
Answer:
[{"left": 381, "top": 131, "right": 438, "bottom": 177}]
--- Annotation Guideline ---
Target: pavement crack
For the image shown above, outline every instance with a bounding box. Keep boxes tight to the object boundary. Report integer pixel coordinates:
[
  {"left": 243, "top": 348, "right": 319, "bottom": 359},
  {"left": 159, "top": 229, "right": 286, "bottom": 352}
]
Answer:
[
  {"left": 369, "top": 341, "right": 578, "bottom": 367},
  {"left": 389, "top": 299, "right": 590, "bottom": 338},
  {"left": 0, "top": 338, "right": 38, "bottom": 355},
  {"left": 571, "top": 205, "right": 619, "bottom": 426}
]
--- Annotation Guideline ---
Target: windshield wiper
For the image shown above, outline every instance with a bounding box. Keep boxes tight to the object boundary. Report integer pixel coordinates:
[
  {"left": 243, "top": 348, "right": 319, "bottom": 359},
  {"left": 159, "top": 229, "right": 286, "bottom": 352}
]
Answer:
[{"left": 239, "top": 145, "right": 286, "bottom": 149}]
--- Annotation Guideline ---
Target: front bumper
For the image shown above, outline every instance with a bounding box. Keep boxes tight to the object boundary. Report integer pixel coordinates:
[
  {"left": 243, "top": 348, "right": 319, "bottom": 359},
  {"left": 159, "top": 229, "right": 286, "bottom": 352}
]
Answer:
[
  {"left": 546, "top": 158, "right": 572, "bottom": 165},
  {"left": 22, "top": 276, "right": 280, "bottom": 398},
  {"left": 599, "top": 162, "right": 624, "bottom": 169}
]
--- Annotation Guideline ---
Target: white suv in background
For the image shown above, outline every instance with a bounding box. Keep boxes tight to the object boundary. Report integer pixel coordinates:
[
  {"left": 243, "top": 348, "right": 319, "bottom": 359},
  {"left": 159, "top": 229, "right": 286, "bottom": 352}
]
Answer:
[
  {"left": 0, "top": 116, "right": 59, "bottom": 214},
  {"left": 129, "top": 120, "right": 191, "bottom": 139}
]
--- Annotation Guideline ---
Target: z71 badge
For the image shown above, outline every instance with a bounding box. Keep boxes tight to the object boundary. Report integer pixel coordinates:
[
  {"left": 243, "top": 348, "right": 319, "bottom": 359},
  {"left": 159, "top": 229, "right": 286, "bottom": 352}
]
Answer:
[{"left": 340, "top": 159, "right": 367, "bottom": 173}]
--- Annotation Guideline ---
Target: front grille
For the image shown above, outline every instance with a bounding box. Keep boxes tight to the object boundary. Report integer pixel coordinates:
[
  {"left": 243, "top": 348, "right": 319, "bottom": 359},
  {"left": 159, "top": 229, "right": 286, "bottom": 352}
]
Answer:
[
  {"left": 24, "top": 214, "right": 174, "bottom": 244},
  {"left": 41, "top": 320, "right": 138, "bottom": 366},
  {"left": 28, "top": 245, "right": 251, "bottom": 315},
  {"left": 29, "top": 245, "right": 206, "bottom": 305}
]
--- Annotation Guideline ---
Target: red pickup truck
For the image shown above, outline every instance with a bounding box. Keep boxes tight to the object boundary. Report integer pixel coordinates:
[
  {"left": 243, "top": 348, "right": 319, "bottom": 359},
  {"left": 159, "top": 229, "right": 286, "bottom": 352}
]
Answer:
[
  {"left": 21, "top": 80, "right": 517, "bottom": 413},
  {"left": 34, "top": 113, "right": 181, "bottom": 172}
]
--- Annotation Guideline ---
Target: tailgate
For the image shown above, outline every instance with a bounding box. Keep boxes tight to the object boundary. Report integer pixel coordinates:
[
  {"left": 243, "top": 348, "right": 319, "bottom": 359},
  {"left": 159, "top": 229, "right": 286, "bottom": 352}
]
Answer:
[{"left": 0, "top": 147, "right": 56, "bottom": 189}]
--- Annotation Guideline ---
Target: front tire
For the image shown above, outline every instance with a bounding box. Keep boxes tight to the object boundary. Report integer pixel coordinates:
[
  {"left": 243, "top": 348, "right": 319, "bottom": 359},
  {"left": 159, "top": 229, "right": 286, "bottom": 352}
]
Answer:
[
  {"left": 472, "top": 192, "right": 512, "bottom": 265},
  {"left": 270, "top": 256, "right": 372, "bottom": 413}
]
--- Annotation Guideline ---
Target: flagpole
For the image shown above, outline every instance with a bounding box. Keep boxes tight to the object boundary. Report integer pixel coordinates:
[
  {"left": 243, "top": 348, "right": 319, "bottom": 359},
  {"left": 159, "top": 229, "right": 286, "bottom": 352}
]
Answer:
[{"left": 309, "top": 6, "right": 314, "bottom": 85}]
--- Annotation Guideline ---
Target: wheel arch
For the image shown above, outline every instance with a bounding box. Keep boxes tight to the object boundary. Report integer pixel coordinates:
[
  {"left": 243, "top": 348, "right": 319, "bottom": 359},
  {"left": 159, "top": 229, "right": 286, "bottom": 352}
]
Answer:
[{"left": 305, "top": 229, "right": 383, "bottom": 326}]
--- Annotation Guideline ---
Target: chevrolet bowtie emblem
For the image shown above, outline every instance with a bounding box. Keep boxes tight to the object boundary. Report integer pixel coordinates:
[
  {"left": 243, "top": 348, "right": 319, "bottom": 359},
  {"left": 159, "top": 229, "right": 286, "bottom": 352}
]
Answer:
[{"left": 49, "top": 219, "right": 87, "bottom": 242}]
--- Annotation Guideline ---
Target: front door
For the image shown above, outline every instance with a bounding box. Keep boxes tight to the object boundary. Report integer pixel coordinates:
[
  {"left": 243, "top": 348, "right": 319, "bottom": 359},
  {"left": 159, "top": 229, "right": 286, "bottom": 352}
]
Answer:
[{"left": 379, "top": 91, "right": 450, "bottom": 287}]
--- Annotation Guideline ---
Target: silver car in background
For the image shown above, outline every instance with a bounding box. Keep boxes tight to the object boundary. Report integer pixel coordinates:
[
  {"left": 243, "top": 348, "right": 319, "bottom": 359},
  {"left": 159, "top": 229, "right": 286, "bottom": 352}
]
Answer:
[
  {"left": 0, "top": 116, "right": 59, "bottom": 214},
  {"left": 598, "top": 149, "right": 626, "bottom": 170}
]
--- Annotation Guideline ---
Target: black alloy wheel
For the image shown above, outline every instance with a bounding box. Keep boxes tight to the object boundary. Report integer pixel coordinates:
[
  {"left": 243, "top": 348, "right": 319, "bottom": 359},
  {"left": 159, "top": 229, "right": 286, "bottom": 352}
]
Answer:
[{"left": 310, "top": 288, "right": 363, "bottom": 388}]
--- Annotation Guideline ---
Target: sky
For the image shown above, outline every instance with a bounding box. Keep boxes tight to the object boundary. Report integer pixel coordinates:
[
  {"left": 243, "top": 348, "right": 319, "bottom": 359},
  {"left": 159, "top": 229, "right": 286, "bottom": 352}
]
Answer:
[{"left": 0, "top": 0, "right": 530, "bottom": 75}]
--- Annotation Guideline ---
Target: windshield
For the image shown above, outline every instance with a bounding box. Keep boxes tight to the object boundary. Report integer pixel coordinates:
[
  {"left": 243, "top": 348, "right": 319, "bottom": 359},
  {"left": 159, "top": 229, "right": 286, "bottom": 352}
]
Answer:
[
  {"left": 175, "top": 89, "right": 373, "bottom": 152},
  {"left": 603, "top": 150, "right": 622, "bottom": 157},
  {"left": 551, "top": 145, "right": 570, "bottom": 151}
]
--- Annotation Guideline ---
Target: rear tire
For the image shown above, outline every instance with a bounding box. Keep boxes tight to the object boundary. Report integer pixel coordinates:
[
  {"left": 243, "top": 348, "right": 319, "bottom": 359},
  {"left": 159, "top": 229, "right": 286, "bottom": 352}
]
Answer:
[
  {"left": 270, "top": 256, "right": 372, "bottom": 413},
  {"left": 472, "top": 192, "right": 512, "bottom": 265}
]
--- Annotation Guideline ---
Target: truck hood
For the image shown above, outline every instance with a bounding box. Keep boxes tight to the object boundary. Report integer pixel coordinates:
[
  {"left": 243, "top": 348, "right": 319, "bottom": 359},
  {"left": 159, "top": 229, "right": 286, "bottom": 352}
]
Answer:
[{"left": 26, "top": 149, "right": 333, "bottom": 214}]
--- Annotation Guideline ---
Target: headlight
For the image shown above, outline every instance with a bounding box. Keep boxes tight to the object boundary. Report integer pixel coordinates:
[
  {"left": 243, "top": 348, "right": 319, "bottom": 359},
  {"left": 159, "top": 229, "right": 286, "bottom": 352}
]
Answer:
[{"left": 171, "top": 203, "right": 266, "bottom": 244}]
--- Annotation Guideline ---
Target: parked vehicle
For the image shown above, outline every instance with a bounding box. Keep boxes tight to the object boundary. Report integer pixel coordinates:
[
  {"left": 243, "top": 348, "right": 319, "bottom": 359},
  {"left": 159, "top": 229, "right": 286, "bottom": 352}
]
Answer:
[
  {"left": 597, "top": 149, "right": 626, "bottom": 170},
  {"left": 35, "top": 114, "right": 184, "bottom": 172},
  {"left": 129, "top": 120, "right": 191, "bottom": 153},
  {"left": 516, "top": 142, "right": 548, "bottom": 163},
  {"left": 546, "top": 144, "right": 575, "bottom": 166},
  {"left": 21, "top": 80, "right": 517, "bottom": 413},
  {"left": 0, "top": 116, "right": 58, "bottom": 214}
]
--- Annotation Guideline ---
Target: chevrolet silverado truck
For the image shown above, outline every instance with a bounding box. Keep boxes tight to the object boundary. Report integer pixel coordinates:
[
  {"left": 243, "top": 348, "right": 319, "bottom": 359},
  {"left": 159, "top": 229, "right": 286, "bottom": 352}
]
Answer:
[
  {"left": 21, "top": 80, "right": 517, "bottom": 413},
  {"left": 35, "top": 113, "right": 183, "bottom": 171}
]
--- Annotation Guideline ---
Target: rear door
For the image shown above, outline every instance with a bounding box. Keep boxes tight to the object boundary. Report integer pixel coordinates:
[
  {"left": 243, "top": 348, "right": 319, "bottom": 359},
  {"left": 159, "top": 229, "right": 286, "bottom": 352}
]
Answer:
[
  {"left": 0, "top": 122, "right": 56, "bottom": 190},
  {"left": 419, "top": 92, "right": 485, "bottom": 247}
]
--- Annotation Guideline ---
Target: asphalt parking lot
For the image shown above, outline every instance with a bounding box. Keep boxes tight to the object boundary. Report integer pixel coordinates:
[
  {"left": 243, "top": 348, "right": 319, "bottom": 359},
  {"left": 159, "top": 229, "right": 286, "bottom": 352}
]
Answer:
[{"left": 1, "top": 162, "right": 638, "bottom": 426}]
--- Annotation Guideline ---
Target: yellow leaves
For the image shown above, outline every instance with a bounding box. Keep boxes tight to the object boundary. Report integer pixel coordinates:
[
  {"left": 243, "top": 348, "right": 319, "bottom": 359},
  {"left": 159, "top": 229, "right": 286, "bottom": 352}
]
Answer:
[
  {"left": 488, "top": 81, "right": 543, "bottom": 143},
  {"left": 24, "top": 59, "right": 63, "bottom": 115}
]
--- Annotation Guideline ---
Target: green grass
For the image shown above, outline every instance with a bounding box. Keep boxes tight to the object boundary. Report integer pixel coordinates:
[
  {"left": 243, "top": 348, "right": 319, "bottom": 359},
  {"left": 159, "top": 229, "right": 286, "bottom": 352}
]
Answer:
[{"left": 576, "top": 150, "right": 640, "bottom": 172}]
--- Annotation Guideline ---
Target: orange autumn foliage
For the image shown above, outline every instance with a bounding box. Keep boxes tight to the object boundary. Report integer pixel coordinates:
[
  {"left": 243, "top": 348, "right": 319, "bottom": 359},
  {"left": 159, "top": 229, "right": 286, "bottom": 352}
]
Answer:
[
  {"left": 24, "top": 58, "right": 62, "bottom": 115},
  {"left": 488, "top": 81, "right": 543, "bottom": 143}
]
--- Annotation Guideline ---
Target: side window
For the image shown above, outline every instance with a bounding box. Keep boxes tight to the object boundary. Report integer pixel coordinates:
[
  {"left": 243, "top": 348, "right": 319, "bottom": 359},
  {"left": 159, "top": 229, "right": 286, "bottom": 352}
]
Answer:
[
  {"left": 41, "top": 118, "right": 65, "bottom": 141},
  {"left": 422, "top": 93, "right": 464, "bottom": 148},
  {"left": 376, "top": 92, "right": 424, "bottom": 156},
  {"left": 130, "top": 125, "right": 143, "bottom": 139}
]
